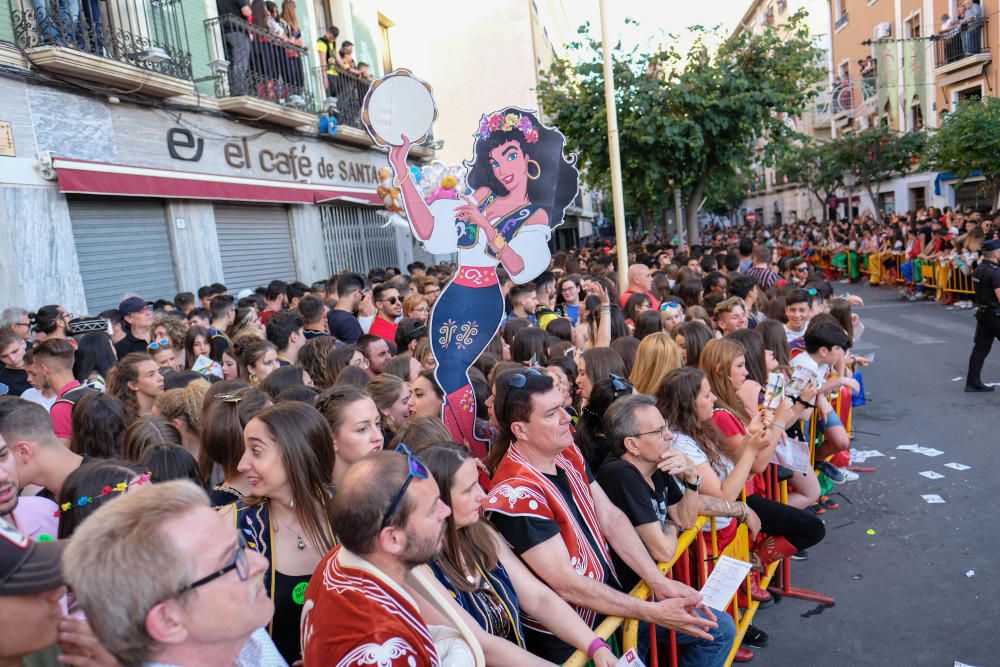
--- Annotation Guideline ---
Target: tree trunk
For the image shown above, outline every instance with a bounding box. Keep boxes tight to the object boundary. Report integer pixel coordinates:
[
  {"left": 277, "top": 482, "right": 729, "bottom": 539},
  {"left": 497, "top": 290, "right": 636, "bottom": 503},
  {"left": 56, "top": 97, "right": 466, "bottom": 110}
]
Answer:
[{"left": 685, "top": 177, "right": 708, "bottom": 246}]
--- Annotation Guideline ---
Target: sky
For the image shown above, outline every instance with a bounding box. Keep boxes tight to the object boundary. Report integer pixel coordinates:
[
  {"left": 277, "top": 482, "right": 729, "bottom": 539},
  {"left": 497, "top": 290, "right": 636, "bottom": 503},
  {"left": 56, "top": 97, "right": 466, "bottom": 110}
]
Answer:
[{"left": 566, "top": 1, "right": 750, "bottom": 56}]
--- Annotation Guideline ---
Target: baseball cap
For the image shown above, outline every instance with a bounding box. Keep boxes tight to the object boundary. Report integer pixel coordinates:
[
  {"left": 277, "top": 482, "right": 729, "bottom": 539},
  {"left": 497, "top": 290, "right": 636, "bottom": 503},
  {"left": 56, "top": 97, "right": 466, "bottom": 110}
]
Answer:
[
  {"left": 118, "top": 296, "right": 148, "bottom": 318},
  {"left": 236, "top": 288, "right": 255, "bottom": 300},
  {"left": 0, "top": 517, "right": 65, "bottom": 596}
]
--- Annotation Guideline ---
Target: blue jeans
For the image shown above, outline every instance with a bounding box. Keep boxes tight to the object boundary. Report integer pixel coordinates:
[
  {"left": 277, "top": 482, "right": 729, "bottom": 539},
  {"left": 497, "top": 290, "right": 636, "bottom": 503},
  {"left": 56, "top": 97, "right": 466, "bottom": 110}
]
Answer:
[{"left": 637, "top": 608, "right": 736, "bottom": 667}]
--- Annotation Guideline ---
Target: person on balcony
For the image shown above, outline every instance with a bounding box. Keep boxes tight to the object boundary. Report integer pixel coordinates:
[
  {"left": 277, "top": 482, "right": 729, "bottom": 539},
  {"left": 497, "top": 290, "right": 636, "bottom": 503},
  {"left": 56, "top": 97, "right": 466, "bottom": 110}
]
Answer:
[
  {"left": 961, "top": 0, "right": 984, "bottom": 56},
  {"left": 216, "top": 0, "right": 252, "bottom": 95},
  {"left": 279, "top": 1, "right": 303, "bottom": 90}
]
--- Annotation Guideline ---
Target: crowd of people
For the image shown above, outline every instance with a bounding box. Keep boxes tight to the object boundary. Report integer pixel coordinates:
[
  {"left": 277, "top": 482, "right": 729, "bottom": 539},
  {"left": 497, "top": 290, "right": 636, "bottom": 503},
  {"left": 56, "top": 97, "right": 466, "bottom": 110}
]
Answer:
[{"left": 2, "top": 213, "right": 972, "bottom": 667}]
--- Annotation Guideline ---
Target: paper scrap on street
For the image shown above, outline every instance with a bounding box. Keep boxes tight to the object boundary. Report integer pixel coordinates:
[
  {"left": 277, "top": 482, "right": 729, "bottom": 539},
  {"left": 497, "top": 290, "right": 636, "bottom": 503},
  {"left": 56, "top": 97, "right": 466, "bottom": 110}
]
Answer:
[
  {"left": 922, "top": 494, "right": 946, "bottom": 504},
  {"left": 851, "top": 449, "right": 884, "bottom": 464},
  {"left": 919, "top": 448, "right": 944, "bottom": 457},
  {"left": 951, "top": 377, "right": 963, "bottom": 382},
  {"left": 615, "top": 648, "right": 645, "bottom": 667},
  {"left": 699, "top": 556, "right": 753, "bottom": 610},
  {"left": 965, "top": 570, "right": 975, "bottom": 578},
  {"left": 897, "top": 444, "right": 920, "bottom": 451},
  {"left": 919, "top": 471, "right": 945, "bottom": 479},
  {"left": 944, "top": 462, "right": 971, "bottom": 471},
  {"left": 955, "top": 662, "right": 980, "bottom": 667}
]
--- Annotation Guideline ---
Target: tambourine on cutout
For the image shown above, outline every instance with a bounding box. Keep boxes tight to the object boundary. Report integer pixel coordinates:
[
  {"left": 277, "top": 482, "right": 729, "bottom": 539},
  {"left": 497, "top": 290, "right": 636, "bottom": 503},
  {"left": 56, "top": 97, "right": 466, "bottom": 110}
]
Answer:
[{"left": 362, "top": 69, "right": 438, "bottom": 147}]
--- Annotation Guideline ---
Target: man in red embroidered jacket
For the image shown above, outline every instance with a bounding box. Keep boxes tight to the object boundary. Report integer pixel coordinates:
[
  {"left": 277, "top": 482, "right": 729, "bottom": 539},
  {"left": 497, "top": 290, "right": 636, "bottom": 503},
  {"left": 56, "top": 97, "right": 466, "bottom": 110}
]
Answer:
[
  {"left": 301, "top": 450, "right": 453, "bottom": 666},
  {"left": 486, "top": 369, "right": 731, "bottom": 665}
]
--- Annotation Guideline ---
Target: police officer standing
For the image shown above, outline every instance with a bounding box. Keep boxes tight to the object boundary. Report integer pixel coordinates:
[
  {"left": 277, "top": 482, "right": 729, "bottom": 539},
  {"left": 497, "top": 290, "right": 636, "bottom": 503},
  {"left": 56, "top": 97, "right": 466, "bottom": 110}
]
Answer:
[{"left": 966, "top": 239, "right": 1000, "bottom": 392}]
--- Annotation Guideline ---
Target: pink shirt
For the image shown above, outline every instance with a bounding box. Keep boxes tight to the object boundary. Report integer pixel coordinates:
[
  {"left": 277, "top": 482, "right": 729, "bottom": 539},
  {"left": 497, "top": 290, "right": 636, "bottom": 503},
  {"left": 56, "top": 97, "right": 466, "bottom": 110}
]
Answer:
[
  {"left": 11, "top": 495, "right": 59, "bottom": 542},
  {"left": 50, "top": 380, "right": 82, "bottom": 440}
]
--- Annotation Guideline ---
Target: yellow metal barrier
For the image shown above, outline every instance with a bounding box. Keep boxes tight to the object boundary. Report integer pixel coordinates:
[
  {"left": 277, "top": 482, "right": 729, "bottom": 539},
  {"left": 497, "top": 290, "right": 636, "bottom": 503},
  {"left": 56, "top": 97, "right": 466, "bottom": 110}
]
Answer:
[{"left": 562, "top": 517, "right": 708, "bottom": 667}]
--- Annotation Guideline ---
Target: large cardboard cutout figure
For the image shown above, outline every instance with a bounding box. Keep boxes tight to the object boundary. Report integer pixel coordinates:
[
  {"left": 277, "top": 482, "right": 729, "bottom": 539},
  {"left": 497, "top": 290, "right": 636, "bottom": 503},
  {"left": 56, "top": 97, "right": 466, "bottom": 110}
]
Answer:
[{"left": 363, "top": 70, "right": 579, "bottom": 456}]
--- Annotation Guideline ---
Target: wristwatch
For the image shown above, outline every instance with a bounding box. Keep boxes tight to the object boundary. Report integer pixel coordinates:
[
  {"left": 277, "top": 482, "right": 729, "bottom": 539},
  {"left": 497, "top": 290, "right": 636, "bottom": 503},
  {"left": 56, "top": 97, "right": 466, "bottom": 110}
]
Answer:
[{"left": 683, "top": 475, "right": 701, "bottom": 492}]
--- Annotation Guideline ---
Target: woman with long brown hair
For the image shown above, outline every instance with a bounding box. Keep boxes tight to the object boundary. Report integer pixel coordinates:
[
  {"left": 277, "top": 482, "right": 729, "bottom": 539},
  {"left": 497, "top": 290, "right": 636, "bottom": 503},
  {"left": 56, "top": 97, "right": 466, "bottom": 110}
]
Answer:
[
  {"left": 219, "top": 402, "right": 337, "bottom": 665},
  {"left": 416, "top": 442, "right": 616, "bottom": 667}
]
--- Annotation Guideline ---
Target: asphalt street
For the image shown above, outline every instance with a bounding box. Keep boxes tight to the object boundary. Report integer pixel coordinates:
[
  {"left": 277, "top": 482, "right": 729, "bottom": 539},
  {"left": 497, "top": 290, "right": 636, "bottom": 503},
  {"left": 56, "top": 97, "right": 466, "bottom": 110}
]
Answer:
[{"left": 753, "top": 282, "right": 998, "bottom": 667}]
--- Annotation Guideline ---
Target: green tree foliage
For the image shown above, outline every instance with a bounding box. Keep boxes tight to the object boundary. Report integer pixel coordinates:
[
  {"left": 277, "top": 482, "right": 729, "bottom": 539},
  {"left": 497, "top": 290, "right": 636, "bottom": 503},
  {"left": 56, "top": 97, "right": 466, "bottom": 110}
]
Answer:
[
  {"left": 924, "top": 97, "right": 1000, "bottom": 198},
  {"left": 774, "top": 137, "right": 848, "bottom": 222},
  {"left": 837, "top": 126, "right": 926, "bottom": 213},
  {"left": 538, "top": 11, "right": 823, "bottom": 243},
  {"left": 703, "top": 167, "right": 752, "bottom": 218}
]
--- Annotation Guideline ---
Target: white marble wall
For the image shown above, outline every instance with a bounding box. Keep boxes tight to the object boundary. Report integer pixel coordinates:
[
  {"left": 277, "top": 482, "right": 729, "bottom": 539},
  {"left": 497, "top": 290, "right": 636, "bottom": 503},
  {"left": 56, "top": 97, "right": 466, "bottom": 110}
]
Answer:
[
  {"left": 0, "top": 186, "right": 88, "bottom": 314},
  {"left": 164, "top": 200, "right": 225, "bottom": 292},
  {"left": 288, "top": 204, "right": 329, "bottom": 284}
]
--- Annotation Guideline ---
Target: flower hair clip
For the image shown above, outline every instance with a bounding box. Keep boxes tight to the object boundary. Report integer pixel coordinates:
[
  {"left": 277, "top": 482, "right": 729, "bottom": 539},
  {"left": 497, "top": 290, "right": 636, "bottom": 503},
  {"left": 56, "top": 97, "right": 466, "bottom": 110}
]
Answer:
[
  {"left": 218, "top": 394, "right": 244, "bottom": 404},
  {"left": 54, "top": 472, "right": 152, "bottom": 518},
  {"left": 477, "top": 111, "right": 539, "bottom": 144}
]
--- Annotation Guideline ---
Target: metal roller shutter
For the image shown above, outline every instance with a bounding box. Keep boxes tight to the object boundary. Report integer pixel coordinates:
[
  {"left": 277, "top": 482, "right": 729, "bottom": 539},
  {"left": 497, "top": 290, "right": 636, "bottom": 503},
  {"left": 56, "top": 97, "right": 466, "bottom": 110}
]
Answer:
[
  {"left": 320, "top": 204, "right": 401, "bottom": 275},
  {"left": 214, "top": 205, "right": 297, "bottom": 292},
  {"left": 68, "top": 197, "right": 178, "bottom": 314}
]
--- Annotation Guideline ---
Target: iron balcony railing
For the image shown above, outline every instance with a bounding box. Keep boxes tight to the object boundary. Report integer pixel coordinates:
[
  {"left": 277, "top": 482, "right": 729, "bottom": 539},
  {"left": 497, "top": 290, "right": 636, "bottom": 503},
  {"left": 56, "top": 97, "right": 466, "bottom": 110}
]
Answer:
[
  {"left": 11, "top": 0, "right": 192, "bottom": 81},
  {"left": 834, "top": 12, "right": 849, "bottom": 31},
  {"left": 313, "top": 65, "right": 372, "bottom": 130},
  {"left": 205, "top": 14, "right": 317, "bottom": 111},
  {"left": 935, "top": 16, "right": 989, "bottom": 67}
]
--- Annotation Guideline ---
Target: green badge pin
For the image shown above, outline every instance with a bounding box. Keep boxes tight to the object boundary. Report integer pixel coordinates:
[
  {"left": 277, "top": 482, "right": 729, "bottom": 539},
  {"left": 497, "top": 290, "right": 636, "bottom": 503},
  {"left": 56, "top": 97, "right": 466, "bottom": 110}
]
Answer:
[
  {"left": 37, "top": 534, "right": 54, "bottom": 542},
  {"left": 292, "top": 581, "right": 308, "bottom": 605}
]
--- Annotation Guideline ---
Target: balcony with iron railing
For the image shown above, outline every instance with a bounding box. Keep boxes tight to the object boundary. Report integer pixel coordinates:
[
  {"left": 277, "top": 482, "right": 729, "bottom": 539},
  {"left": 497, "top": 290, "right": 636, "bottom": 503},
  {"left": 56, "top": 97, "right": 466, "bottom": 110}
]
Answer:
[
  {"left": 203, "top": 14, "right": 320, "bottom": 128},
  {"left": 934, "top": 16, "right": 990, "bottom": 72},
  {"left": 834, "top": 12, "right": 848, "bottom": 31},
  {"left": 10, "top": 0, "right": 193, "bottom": 97}
]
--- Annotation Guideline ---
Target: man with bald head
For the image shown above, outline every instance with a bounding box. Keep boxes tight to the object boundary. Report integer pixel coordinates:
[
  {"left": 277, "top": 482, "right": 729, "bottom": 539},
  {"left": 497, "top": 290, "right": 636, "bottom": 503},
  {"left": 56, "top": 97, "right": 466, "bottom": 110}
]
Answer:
[
  {"left": 620, "top": 263, "right": 660, "bottom": 309},
  {"left": 301, "top": 447, "right": 481, "bottom": 665}
]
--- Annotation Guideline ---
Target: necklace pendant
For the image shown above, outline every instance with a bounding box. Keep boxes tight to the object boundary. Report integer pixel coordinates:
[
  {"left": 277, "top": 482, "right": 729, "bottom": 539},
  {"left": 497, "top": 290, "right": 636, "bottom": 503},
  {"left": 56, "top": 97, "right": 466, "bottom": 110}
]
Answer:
[{"left": 297, "top": 535, "right": 306, "bottom": 550}]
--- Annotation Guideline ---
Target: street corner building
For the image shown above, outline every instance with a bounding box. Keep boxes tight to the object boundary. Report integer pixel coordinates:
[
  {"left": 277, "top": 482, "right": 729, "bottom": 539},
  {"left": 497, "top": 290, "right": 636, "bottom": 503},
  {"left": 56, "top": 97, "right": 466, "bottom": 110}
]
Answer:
[{"left": 0, "top": 0, "right": 449, "bottom": 316}]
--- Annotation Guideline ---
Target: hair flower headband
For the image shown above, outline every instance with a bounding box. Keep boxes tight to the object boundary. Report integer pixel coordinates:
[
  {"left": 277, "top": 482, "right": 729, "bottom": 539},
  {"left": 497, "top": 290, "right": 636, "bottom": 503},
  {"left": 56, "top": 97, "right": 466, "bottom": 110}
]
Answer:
[
  {"left": 477, "top": 111, "right": 539, "bottom": 143},
  {"left": 54, "top": 473, "right": 152, "bottom": 518}
]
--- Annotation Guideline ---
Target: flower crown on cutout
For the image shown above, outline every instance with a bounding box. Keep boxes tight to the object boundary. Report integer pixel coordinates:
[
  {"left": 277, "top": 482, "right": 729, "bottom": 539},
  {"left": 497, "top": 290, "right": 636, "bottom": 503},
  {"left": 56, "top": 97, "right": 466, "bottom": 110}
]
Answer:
[
  {"left": 54, "top": 472, "right": 152, "bottom": 518},
  {"left": 476, "top": 112, "right": 539, "bottom": 144}
]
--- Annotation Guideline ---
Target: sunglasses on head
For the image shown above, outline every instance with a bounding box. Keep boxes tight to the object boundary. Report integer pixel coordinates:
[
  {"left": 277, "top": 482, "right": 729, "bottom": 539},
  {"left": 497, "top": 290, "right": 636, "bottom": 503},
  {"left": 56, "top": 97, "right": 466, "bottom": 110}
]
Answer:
[
  {"left": 806, "top": 288, "right": 818, "bottom": 296},
  {"left": 507, "top": 367, "right": 543, "bottom": 389},
  {"left": 147, "top": 339, "right": 171, "bottom": 350},
  {"left": 380, "top": 443, "right": 430, "bottom": 529},
  {"left": 659, "top": 301, "right": 682, "bottom": 312}
]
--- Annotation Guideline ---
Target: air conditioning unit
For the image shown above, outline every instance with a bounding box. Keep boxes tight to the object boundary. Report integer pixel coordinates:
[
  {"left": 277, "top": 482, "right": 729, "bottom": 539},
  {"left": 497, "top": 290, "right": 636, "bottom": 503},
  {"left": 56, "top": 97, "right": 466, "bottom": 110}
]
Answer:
[{"left": 874, "top": 22, "right": 892, "bottom": 40}]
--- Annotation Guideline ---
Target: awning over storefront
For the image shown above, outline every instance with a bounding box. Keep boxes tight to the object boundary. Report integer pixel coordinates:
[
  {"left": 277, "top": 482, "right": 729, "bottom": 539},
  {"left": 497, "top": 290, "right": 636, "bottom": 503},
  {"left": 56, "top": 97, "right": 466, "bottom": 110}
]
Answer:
[{"left": 53, "top": 157, "right": 382, "bottom": 206}]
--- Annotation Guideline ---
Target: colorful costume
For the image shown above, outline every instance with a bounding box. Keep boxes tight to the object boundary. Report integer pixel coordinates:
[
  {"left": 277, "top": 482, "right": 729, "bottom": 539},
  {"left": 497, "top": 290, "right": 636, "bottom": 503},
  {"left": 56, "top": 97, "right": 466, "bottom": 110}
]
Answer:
[
  {"left": 485, "top": 443, "right": 615, "bottom": 636},
  {"left": 302, "top": 545, "right": 440, "bottom": 667},
  {"left": 421, "top": 194, "right": 552, "bottom": 455}
]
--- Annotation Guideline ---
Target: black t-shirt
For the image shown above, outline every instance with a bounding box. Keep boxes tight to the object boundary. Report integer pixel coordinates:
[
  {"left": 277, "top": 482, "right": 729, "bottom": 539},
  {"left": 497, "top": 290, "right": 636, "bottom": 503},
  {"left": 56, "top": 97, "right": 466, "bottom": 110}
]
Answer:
[
  {"left": 596, "top": 456, "right": 684, "bottom": 592},
  {"left": 488, "top": 464, "right": 611, "bottom": 664},
  {"left": 216, "top": 0, "right": 249, "bottom": 19},
  {"left": 114, "top": 332, "right": 148, "bottom": 359},
  {"left": 327, "top": 309, "right": 363, "bottom": 344},
  {"left": 0, "top": 366, "right": 31, "bottom": 396}
]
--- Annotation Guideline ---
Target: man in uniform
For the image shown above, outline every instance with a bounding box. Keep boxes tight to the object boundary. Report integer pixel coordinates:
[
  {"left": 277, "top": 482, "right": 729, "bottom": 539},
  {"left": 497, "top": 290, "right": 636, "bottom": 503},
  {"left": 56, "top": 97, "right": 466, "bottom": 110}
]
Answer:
[{"left": 965, "top": 239, "right": 1000, "bottom": 392}]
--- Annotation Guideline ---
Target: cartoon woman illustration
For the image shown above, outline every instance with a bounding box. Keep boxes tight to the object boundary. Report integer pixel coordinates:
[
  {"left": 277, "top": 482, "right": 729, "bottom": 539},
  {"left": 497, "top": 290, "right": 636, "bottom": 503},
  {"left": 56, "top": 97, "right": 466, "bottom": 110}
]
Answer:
[{"left": 386, "top": 108, "right": 578, "bottom": 455}]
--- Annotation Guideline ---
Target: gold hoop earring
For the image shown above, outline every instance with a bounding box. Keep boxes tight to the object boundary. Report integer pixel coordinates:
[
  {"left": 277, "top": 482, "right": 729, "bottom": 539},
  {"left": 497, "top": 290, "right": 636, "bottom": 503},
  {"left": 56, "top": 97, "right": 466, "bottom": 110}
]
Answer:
[
  {"left": 248, "top": 371, "right": 258, "bottom": 386},
  {"left": 527, "top": 159, "right": 541, "bottom": 180}
]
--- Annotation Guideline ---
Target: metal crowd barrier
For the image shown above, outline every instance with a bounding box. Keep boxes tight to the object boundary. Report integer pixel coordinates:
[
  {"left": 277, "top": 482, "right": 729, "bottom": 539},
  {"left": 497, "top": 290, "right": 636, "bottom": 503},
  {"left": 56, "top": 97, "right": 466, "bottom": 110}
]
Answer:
[
  {"left": 562, "top": 511, "right": 779, "bottom": 666},
  {"left": 810, "top": 251, "right": 977, "bottom": 298}
]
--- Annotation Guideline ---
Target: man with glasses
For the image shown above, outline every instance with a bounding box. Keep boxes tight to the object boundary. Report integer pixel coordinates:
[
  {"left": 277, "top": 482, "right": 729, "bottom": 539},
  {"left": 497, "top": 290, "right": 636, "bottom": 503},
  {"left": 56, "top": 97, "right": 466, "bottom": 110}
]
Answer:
[
  {"left": 486, "top": 370, "right": 719, "bottom": 663},
  {"left": 303, "top": 448, "right": 481, "bottom": 664},
  {"left": 63, "top": 480, "right": 284, "bottom": 667},
  {"left": 115, "top": 296, "right": 154, "bottom": 358},
  {"left": 0, "top": 308, "right": 32, "bottom": 343},
  {"left": 597, "top": 394, "right": 741, "bottom": 664},
  {"left": 369, "top": 284, "right": 402, "bottom": 344}
]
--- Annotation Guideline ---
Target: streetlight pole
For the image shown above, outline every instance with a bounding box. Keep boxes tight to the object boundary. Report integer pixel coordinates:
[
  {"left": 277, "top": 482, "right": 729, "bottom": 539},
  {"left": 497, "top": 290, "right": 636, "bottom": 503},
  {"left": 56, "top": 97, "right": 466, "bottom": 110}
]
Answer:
[{"left": 598, "top": 0, "right": 629, "bottom": 294}]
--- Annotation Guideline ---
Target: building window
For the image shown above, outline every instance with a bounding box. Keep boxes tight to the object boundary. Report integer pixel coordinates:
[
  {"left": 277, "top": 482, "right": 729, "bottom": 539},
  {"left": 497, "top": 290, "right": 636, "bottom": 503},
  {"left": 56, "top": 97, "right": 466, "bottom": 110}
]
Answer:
[{"left": 905, "top": 13, "right": 921, "bottom": 38}]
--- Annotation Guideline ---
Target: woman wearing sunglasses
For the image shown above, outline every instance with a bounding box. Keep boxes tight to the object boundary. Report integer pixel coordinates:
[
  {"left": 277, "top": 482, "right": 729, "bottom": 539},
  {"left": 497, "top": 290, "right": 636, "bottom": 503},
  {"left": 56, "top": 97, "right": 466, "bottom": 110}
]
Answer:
[
  {"left": 416, "top": 441, "right": 617, "bottom": 667},
  {"left": 218, "top": 402, "right": 337, "bottom": 665}
]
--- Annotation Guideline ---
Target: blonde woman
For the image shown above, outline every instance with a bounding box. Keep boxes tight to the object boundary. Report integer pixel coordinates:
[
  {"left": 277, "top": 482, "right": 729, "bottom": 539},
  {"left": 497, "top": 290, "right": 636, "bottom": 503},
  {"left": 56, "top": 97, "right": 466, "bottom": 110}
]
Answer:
[
  {"left": 402, "top": 293, "right": 431, "bottom": 323},
  {"left": 629, "top": 332, "right": 683, "bottom": 395}
]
